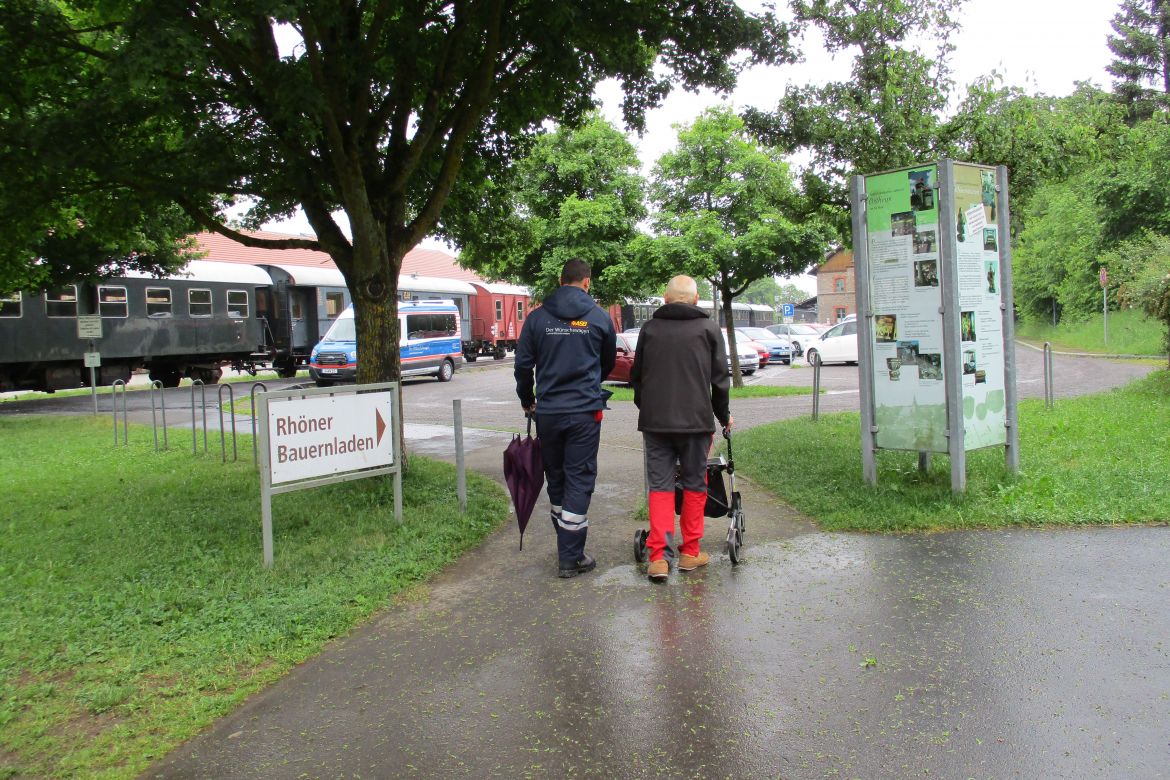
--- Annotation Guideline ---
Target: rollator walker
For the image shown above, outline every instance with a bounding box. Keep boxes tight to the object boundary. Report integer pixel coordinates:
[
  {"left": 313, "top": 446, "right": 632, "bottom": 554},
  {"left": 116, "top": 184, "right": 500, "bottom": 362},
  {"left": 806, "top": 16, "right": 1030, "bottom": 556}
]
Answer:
[{"left": 633, "top": 428, "right": 747, "bottom": 565}]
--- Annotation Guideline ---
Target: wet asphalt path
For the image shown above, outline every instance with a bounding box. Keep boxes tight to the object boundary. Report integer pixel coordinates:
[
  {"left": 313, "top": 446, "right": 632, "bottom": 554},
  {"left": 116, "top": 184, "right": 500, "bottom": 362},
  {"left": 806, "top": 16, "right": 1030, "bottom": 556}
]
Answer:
[{"left": 5, "top": 349, "right": 1167, "bottom": 778}]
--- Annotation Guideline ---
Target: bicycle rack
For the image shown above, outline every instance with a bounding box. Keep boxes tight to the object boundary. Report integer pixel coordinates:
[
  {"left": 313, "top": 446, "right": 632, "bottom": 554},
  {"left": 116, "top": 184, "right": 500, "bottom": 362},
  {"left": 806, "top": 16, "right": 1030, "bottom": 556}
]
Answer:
[
  {"left": 218, "top": 383, "right": 238, "bottom": 462},
  {"left": 150, "top": 380, "right": 169, "bottom": 451},
  {"left": 250, "top": 382, "right": 268, "bottom": 467},
  {"left": 190, "top": 379, "right": 207, "bottom": 455},
  {"left": 111, "top": 379, "right": 128, "bottom": 445}
]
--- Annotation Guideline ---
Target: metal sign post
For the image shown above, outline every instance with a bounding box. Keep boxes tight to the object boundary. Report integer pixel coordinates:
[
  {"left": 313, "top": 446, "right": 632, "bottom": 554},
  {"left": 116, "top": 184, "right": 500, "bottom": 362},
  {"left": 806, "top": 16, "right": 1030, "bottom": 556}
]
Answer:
[{"left": 78, "top": 316, "right": 103, "bottom": 415}]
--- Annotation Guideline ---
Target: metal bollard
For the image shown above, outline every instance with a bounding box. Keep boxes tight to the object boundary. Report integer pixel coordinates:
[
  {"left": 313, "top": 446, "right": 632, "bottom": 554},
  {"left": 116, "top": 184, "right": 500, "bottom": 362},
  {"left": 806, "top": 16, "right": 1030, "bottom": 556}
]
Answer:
[
  {"left": 150, "top": 380, "right": 169, "bottom": 451},
  {"left": 1043, "top": 342, "right": 1054, "bottom": 410},
  {"left": 250, "top": 382, "right": 268, "bottom": 467},
  {"left": 811, "top": 352, "right": 822, "bottom": 420},
  {"left": 190, "top": 380, "right": 207, "bottom": 455},
  {"left": 453, "top": 399, "right": 466, "bottom": 513},
  {"left": 111, "top": 380, "right": 128, "bottom": 445},
  {"left": 218, "top": 383, "right": 238, "bottom": 462}
]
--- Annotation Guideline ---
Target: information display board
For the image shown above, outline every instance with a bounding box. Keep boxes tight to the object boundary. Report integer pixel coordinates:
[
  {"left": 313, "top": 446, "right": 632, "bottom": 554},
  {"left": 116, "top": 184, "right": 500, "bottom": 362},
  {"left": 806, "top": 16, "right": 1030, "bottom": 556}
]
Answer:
[
  {"left": 951, "top": 162, "right": 1008, "bottom": 450},
  {"left": 852, "top": 160, "right": 1018, "bottom": 492},
  {"left": 863, "top": 164, "right": 948, "bottom": 453}
]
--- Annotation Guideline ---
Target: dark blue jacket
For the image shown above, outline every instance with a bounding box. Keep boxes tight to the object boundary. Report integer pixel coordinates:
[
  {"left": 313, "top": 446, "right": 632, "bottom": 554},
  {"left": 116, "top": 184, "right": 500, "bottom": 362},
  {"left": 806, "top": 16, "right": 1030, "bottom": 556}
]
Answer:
[{"left": 515, "top": 285, "right": 617, "bottom": 414}]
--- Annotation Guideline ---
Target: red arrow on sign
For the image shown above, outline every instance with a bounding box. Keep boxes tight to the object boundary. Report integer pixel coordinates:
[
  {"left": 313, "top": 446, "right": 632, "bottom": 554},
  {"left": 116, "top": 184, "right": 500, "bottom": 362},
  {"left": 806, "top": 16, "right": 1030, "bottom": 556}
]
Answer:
[{"left": 376, "top": 409, "right": 386, "bottom": 445}]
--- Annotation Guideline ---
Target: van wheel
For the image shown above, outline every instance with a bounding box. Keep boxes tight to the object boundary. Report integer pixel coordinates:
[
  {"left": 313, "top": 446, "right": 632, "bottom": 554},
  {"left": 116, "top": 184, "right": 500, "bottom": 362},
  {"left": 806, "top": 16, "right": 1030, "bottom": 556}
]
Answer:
[{"left": 437, "top": 359, "right": 455, "bottom": 382}]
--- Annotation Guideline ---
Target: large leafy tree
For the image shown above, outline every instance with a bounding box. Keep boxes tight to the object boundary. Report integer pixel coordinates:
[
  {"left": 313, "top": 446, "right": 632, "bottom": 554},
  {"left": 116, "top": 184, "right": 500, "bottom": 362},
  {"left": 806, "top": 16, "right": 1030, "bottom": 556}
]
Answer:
[
  {"left": 1106, "top": 0, "right": 1170, "bottom": 121},
  {"left": 944, "top": 80, "right": 1127, "bottom": 231},
  {"left": 453, "top": 112, "right": 651, "bottom": 303},
  {"left": 649, "top": 106, "right": 832, "bottom": 384},
  {"left": 744, "top": 0, "right": 963, "bottom": 239},
  {"left": 0, "top": 0, "right": 792, "bottom": 383}
]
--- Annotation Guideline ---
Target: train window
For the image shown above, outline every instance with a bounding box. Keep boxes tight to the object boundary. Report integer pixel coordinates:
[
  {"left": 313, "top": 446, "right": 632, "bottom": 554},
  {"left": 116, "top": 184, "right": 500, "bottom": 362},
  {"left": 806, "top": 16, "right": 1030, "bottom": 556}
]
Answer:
[
  {"left": 0, "top": 292, "right": 20, "bottom": 318},
  {"left": 188, "top": 288, "right": 213, "bottom": 317},
  {"left": 45, "top": 286, "right": 78, "bottom": 318},
  {"left": 494, "top": 300, "right": 503, "bottom": 321},
  {"left": 324, "top": 290, "right": 345, "bottom": 317},
  {"left": 405, "top": 313, "right": 457, "bottom": 339},
  {"left": 146, "top": 287, "right": 172, "bottom": 317},
  {"left": 516, "top": 301, "right": 525, "bottom": 321},
  {"left": 227, "top": 290, "right": 249, "bottom": 318},
  {"left": 98, "top": 286, "right": 128, "bottom": 318}
]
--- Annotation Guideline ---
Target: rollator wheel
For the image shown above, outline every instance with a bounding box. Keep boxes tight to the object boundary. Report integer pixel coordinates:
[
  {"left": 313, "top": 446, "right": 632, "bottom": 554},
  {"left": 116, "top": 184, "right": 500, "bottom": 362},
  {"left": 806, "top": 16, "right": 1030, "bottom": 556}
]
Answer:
[
  {"left": 726, "top": 524, "right": 741, "bottom": 565},
  {"left": 633, "top": 529, "right": 649, "bottom": 564},
  {"left": 727, "top": 501, "right": 746, "bottom": 565}
]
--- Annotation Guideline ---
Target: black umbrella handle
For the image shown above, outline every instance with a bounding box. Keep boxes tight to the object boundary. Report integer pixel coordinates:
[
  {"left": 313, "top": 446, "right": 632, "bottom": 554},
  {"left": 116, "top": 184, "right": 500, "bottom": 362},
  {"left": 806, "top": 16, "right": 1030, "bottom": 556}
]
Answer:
[{"left": 526, "top": 413, "right": 536, "bottom": 439}]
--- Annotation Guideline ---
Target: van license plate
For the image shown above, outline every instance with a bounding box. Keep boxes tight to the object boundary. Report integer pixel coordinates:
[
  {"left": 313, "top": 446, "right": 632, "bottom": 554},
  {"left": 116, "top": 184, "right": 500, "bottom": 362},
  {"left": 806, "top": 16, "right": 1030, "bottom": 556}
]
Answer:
[{"left": 321, "top": 368, "right": 337, "bottom": 374}]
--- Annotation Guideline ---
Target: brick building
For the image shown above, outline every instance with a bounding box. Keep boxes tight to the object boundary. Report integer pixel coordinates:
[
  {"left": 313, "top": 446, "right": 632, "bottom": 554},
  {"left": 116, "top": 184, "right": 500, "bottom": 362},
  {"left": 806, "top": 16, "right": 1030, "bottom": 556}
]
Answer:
[{"left": 812, "top": 248, "right": 855, "bottom": 324}]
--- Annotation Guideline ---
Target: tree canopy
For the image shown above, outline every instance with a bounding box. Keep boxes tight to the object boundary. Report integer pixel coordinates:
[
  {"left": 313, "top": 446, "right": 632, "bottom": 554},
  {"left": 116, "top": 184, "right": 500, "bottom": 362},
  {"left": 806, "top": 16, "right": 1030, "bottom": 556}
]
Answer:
[
  {"left": 1106, "top": 0, "right": 1170, "bottom": 121},
  {"left": 0, "top": 0, "right": 793, "bottom": 381},
  {"left": 744, "top": 0, "right": 963, "bottom": 240},
  {"left": 451, "top": 112, "right": 651, "bottom": 304},
  {"left": 648, "top": 105, "right": 833, "bottom": 383}
]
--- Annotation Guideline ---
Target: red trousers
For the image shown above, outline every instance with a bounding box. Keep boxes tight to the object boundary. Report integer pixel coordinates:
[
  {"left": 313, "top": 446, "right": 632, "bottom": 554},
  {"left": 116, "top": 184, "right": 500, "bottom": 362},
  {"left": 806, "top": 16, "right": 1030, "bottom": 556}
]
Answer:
[{"left": 647, "top": 489, "right": 705, "bottom": 561}]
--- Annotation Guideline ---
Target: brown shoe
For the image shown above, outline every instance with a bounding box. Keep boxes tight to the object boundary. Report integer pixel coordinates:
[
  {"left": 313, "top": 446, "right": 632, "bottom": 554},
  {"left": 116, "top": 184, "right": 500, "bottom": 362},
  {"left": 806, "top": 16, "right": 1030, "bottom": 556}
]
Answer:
[
  {"left": 647, "top": 559, "right": 669, "bottom": 582},
  {"left": 678, "top": 551, "right": 709, "bottom": 571}
]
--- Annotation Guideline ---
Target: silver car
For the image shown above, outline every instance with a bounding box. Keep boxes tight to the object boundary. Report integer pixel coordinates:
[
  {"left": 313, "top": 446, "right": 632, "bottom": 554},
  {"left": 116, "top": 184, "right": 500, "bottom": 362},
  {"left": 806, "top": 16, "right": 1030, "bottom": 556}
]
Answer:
[{"left": 723, "top": 333, "right": 758, "bottom": 375}]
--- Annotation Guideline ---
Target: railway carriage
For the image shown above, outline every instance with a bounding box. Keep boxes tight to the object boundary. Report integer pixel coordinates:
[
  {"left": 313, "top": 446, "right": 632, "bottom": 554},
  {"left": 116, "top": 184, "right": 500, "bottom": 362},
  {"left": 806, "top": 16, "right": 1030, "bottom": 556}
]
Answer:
[
  {"left": 0, "top": 261, "right": 270, "bottom": 392},
  {"left": 0, "top": 250, "right": 534, "bottom": 393}
]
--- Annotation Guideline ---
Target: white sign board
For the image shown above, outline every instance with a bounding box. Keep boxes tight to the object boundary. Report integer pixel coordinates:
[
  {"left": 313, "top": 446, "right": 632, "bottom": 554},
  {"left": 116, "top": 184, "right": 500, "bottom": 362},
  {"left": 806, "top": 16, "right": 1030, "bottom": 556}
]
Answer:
[
  {"left": 77, "top": 315, "right": 103, "bottom": 339},
  {"left": 83, "top": 352, "right": 102, "bottom": 368},
  {"left": 267, "top": 392, "right": 395, "bottom": 485}
]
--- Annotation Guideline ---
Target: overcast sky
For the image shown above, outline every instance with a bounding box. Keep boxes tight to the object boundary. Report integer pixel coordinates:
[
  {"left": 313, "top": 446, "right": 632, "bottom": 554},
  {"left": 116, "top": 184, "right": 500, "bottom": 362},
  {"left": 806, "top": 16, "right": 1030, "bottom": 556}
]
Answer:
[{"left": 265, "top": 0, "right": 1122, "bottom": 295}]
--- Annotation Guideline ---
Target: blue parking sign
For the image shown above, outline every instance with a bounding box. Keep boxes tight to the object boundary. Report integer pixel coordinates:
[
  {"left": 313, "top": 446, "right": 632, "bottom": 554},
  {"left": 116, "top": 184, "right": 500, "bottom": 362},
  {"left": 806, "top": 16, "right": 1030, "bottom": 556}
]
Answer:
[{"left": 782, "top": 303, "right": 795, "bottom": 317}]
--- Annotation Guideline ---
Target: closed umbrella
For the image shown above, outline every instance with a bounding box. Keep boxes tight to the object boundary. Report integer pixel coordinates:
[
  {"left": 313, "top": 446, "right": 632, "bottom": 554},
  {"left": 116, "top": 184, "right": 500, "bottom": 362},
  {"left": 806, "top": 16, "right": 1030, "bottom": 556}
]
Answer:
[{"left": 503, "top": 415, "right": 544, "bottom": 550}]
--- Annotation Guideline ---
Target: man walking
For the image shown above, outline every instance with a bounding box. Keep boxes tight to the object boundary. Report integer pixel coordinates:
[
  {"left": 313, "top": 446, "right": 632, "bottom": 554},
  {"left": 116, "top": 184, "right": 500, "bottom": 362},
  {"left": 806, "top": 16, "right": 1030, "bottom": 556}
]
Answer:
[
  {"left": 515, "top": 259, "right": 617, "bottom": 578},
  {"left": 631, "top": 275, "right": 732, "bottom": 582}
]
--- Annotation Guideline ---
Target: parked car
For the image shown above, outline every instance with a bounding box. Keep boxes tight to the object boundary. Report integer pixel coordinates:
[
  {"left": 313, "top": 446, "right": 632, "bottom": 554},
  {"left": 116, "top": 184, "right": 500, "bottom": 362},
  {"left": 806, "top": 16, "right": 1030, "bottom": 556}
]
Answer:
[
  {"left": 802, "top": 318, "right": 858, "bottom": 365},
  {"left": 605, "top": 332, "right": 638, "bottom": 383},
  {"left": 723, "top": 333, "right": 759, "bottom": 375},
  {"left": 736, "top": 327, "right": 793, "bottom": 365},
  {"left": 765, "top": 322, "right": 822, "bottom": 357}
]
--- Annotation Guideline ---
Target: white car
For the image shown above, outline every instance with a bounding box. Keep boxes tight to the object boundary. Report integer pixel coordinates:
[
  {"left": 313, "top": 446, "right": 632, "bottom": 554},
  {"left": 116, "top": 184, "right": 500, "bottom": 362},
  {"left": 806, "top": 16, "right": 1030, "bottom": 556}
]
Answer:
[
  {"left": 803, "top": 319, "right": 858, "bottom": 365},
  {"left": 766, "top": 322, "right": 823, "bottom": 357},
  {"left": 723, "top": 333, "right": 759, "bottom": 375}
]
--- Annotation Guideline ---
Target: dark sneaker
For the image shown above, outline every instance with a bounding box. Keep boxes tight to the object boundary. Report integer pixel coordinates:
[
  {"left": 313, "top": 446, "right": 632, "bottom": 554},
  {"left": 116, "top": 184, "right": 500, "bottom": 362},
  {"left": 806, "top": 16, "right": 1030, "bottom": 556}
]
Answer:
[{"left": 558, "top": 553, "right": 597, "bottom": 579}]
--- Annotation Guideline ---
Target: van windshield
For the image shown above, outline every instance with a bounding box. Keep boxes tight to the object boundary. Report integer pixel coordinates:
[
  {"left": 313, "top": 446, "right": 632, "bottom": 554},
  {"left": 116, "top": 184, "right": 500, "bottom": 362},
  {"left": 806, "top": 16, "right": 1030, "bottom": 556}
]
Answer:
[{"left": 322, "top": 318, "right": 356, "bottom": 342}]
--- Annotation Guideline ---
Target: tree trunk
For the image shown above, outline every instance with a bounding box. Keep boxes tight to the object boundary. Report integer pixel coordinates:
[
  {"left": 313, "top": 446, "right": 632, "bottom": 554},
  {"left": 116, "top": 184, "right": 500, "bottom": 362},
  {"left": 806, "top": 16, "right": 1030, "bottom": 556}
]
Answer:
[{"left": 720, "top": 284, "right": 743, "bottom": 389}]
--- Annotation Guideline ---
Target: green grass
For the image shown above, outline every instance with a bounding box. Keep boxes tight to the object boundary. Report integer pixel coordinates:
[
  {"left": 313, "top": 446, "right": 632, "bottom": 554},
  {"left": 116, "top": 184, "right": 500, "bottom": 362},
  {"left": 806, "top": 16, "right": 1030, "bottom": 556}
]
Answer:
[
  {"left": 731, "top": 370, "right": 1170, "bottom": 532},
  {"left": 1016, "top": 308, "right": 1166, "bottom": 357},
  {"left": 604, "top": 384, "right": 814, "bottom": 403},
  {"left": 0, "top": 418, "right": 508, "bottom": 778}
]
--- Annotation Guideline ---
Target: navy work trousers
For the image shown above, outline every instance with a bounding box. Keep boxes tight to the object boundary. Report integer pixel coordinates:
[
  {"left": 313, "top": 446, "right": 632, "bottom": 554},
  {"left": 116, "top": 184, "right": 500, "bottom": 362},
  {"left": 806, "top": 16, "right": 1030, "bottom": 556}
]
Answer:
[{"left": 536, "top": 411, "right": 601, "bottom": 564}]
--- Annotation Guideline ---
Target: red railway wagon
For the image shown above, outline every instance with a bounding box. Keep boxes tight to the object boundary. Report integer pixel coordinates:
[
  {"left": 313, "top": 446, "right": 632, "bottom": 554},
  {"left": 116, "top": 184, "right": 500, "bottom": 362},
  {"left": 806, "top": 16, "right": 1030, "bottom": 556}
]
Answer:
[{"left": 464, "top": 281, "right": 532, "bottom": 361}]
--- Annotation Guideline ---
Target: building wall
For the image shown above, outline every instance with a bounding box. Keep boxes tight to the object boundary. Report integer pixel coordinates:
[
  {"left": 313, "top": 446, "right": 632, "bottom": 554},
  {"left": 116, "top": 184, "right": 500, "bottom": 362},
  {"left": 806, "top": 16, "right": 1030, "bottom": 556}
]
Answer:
[{"left": 815, "top": 250, "right": 856, "bottom": 324}]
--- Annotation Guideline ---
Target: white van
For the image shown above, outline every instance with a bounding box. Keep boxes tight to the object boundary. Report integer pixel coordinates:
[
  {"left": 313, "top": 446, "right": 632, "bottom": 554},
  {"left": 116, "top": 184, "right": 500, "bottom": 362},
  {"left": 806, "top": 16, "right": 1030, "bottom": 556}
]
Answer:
[{"left": 308, "top": 300, "right": 463, "bottom": 386}]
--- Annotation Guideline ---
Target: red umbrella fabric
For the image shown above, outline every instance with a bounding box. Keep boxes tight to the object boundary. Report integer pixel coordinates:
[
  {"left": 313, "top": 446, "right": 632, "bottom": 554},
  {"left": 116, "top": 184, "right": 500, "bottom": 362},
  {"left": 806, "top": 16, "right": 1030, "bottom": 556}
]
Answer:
[{"left": 503, "top": 415, "right": 544, "bottom": 550}]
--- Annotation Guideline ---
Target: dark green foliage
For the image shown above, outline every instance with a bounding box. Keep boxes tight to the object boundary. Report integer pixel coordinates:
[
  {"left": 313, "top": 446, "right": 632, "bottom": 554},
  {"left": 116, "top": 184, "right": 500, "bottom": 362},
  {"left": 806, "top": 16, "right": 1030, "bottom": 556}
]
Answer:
[
  {"left": 451, "top": 113, "right": 652, "bottom": 303},
  {"left": 1106, "top": 0, "right": 1170, "bottom": 121},
  {"left": 743, "top": 0, "right": 963, "bottom": 241}
]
